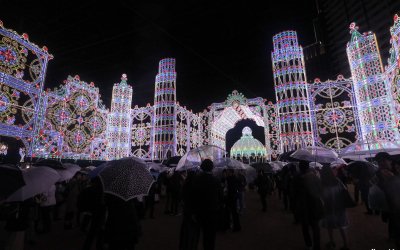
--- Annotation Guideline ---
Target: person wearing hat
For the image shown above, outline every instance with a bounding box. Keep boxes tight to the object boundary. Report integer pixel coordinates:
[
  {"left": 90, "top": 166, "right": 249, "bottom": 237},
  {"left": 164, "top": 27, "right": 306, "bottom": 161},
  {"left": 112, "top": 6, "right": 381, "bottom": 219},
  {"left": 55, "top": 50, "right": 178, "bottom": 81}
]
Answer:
[{"left": 190, "top": 159, "right": 223, "bottom": 250}]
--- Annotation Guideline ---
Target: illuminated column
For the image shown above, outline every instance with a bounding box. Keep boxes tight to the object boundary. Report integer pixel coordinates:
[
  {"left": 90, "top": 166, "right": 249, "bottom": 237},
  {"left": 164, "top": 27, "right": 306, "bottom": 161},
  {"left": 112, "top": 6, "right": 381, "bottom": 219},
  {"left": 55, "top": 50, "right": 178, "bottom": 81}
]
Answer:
[
  {"left": 106, "top": 74, "right": 133, "bottom": 159},
  {"left": 152, "top": 58, "right": 177, "bottom": 160},
  {"left": 271, "top": 31, "right": 314, "bottom": 152},
  {"left": 346, "top": 23, "right": 399, "bottom": 142}
]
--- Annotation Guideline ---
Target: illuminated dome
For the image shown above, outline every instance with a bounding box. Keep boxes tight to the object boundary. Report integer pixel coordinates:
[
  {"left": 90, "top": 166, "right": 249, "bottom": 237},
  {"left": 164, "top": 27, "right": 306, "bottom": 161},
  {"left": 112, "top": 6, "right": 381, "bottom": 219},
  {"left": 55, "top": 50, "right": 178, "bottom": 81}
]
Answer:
[{"left": 230, "top": 127, "right": 267, "bottom": 159}]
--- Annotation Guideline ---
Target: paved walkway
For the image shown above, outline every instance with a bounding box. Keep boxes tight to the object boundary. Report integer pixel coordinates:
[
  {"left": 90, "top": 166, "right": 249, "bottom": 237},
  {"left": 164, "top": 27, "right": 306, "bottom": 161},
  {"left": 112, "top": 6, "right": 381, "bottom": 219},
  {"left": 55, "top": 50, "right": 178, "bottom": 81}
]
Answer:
[{"left": 1, "top": 186, "right": 396, "bottom": 250}]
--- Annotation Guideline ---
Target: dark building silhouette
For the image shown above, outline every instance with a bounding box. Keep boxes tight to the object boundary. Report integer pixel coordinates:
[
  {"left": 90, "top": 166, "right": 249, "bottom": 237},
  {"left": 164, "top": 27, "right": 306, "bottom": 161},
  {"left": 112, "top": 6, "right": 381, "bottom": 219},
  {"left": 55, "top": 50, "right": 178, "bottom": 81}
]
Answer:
[{"left": 304, "top": 0, "right": 400, "bottom": 80}]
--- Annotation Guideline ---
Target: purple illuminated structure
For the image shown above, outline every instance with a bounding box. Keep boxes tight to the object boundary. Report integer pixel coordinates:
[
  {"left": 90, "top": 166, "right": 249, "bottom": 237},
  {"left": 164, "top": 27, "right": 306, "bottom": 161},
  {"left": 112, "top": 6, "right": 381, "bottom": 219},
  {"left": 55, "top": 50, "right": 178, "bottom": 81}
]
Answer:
[{"left": 271, "top": 31, "right": 314, "bottom": 152}]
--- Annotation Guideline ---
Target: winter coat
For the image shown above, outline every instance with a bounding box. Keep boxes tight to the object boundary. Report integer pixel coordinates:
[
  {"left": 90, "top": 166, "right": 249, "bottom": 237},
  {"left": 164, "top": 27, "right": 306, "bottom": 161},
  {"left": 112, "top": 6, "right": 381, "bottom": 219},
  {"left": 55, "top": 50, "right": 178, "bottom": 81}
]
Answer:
[{"left": 294, "top": 170, "right": 324, "bottom": 222}]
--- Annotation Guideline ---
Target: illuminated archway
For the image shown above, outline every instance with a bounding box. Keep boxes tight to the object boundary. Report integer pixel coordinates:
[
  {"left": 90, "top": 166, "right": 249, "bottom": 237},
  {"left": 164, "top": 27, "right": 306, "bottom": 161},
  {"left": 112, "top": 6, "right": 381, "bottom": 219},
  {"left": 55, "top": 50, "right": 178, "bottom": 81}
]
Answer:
[{"left": 207, "top": 90, "right": 279, "bottom": 160}]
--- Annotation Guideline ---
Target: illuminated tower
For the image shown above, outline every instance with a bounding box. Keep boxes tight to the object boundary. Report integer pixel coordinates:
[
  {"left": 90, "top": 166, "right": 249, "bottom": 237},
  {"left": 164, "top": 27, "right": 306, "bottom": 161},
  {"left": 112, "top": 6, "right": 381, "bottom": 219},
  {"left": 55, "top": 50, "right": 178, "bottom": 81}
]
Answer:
[
  {"left": 152, "top": 58, "right": 177, "bottom": 160},
  {"left": 346, "top": 23, "right": 400, "bottom": 143},
  {"left": 106, "top": 74, "right": 133, "bottom": 159},
  {"left": 271, "top": 31, "right": 314, "bottom": 152}
]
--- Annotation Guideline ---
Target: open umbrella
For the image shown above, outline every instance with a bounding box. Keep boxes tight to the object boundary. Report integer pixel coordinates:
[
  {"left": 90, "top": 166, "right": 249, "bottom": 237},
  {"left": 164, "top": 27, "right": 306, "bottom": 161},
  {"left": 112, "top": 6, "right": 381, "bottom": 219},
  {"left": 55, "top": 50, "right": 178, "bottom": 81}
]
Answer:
[
  {"left": 99, "top": 157, "right": 154, "bottom": 201},
  {"left": 340, "top": 140, "right": 400, "bottom": 159},
  {"left": 33, "top": 159, "right": 64, "bottom": 169},
  {"left": 7, "top": 167, "right": 60, "bottom": 202},
  {"left": 146, "top": 162, "right": 169, "bottom": 173},
  {"left": 330, "top": 158, "right": 347, "bottom": 168},
  {"left": 214, "top": 158, "right": 246, "bottom": 169},
  {"left": 346, "top": 161, "right": 377, "bottom": 180},
  {"left": 212, "top": 161, "right": 257, "bottom": 183},
  {"left": 251, "top": 162, "right": 274, "bottom": 173},
  {"left": 291, "top": 146, "right": 338, "bottom": 163},
  {"left": 309, "top": 162, "right": 323, "bottom": 169},
  {"left": 277, "top": 150, "right": 296, "bottom": 162},
  {"left": 0, "top": 164, "right": 25, "bottom": 200},
  {"left": 176, "top": 145, "right": 226, "bottom": 171},
  {"left": 269, "top": 161, "right": 286, "bottom": 171},
  {"left": 163, "top": 156, "right": 182, "bottom": 167},
  {"left": 88, "top": 162, "right": 108, "bottom": 179},
  {"left": 57, "top": 163, "right": 81, "bottom": 182}
]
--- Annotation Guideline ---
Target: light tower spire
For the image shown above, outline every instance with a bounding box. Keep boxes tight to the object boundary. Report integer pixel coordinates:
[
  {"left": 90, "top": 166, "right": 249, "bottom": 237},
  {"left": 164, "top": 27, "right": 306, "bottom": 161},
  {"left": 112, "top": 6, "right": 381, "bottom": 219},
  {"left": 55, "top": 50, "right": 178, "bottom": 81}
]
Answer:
[
  {"left": 152, "top": 58, "right": 177, "bottom": 160},
  {"left": 271, "top": 31, "right": 314, "bottom": 152}
]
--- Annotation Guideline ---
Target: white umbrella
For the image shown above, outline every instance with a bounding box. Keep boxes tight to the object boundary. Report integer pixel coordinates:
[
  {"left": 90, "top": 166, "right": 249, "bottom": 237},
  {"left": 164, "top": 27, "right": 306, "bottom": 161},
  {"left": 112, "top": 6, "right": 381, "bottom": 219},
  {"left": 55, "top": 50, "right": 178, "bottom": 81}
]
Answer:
[
  {"left": 309, "top": 162, "right": 323, "bottom": 169},
  {"left": 269, "top": 161, "right": 286, "bottom": 171},
  {"left": 291, "top": 146, "right": 338, "bottom": 163},
  {"left": 339, "top": 140, "right": 400, "bottom": 159},
  {"left": 330, "top": 158, "right": 347, "bottom": 168},
  {"left": 57, "top": 163, "right": 81, "bottom": 182},
  {"left": 212, "top": 161, "right": 257, "bottom": 183},
  {"left": 214, "top": 158, "right": 245, "bottom": 169},
  {"left": 176, "top": 145, "right": 226, "bottom": 171},
  {"left": 7, "top": 167, "right": 61, "bottom": 202}
]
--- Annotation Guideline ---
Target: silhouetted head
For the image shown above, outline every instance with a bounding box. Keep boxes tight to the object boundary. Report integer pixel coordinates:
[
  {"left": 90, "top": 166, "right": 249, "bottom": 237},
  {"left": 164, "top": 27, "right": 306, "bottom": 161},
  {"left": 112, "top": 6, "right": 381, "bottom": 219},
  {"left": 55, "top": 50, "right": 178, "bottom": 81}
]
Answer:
[
  {"left": 299, "top": 160, "right": 310, "bottom": 173},
  {"left": 375, "top": 152, "right": 392, "bottom": 170},
  {"left": 200, "top": 159, "right": 214, "bottom": 172},
  {"left": 320, "top": 166, "right": 338, "bottom": 187}
]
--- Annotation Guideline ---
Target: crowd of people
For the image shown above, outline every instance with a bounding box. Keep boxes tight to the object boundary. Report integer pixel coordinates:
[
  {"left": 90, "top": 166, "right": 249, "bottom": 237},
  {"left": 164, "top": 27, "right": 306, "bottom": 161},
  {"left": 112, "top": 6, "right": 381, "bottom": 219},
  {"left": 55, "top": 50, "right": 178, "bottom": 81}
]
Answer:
[{"left": 1, "top": 152, "right": 400, "bottom": 250}]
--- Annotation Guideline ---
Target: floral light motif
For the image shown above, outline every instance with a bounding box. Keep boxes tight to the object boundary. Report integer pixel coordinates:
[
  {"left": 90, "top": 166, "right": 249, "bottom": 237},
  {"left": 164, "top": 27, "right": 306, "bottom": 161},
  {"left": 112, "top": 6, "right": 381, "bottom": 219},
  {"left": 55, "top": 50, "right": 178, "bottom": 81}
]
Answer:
[
  {"left": 44, "top": 76, "right": 107, "bottom": 159},
  {"left": 2, "top": 16, "right": 400, "bottom": 161}
]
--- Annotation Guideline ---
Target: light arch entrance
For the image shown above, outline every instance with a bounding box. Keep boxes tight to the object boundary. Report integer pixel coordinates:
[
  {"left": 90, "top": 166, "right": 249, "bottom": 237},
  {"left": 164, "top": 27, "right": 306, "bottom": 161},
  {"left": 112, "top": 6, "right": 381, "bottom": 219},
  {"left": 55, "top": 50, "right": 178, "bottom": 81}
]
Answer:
[{"left": 207, "top": 90, "right": 279, "bottom": 160}]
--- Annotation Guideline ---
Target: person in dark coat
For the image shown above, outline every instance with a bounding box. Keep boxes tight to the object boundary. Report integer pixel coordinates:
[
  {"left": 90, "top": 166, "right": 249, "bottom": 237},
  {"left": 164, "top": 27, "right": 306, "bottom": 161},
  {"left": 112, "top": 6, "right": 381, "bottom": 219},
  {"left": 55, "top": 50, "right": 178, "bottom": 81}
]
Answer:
[
  {"left": 170, "top": 171, "right": 184, "bottom": 215},
  {"left": 179, "top": 170, "right": 200, "bottom": 250},
  {"left": 104, "top": 195, "right": 141, "bottom": 250},
  {"left": 375, "top": 152, "right": 400, "bottom": 248},
  {"left": 320, "top": 166, "right": 351, "bottom": 250},
  {"left": 81, "top": 177, "right": 106, "bottom": 250},
  {"left": 191, "top": 159, "right": 223, "bottom": 250},
  {"left": 254, "top": 170, "right": 271, "bottom": 212},
  {"left": 237, "top": 170, "right": 247, "bottom": 214},
  {"left": 226, "top": 169, "right": 241, "bottom": 231},
  {"left": 294, "top": 160, "right": 323, "bottom": 250},
  {"left": 164, "top": 171, "right": 173, "bottom": 214}
]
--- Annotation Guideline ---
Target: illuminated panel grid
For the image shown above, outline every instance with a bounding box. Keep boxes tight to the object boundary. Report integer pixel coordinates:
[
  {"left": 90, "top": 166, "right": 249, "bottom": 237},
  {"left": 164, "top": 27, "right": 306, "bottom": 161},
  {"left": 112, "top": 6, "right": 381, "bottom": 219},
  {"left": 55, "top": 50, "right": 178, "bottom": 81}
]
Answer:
[
  {"left": 152, "top": 58, "right": 177, "bottom": 160},
  {"left": 106, "top": 74, "right": 132, "bottom": 160},
  {"left": 272, "top": 31, "right": 314, "bottom": 152},
  {"left": 346, "top": 23, "right": 399, "bottom": 143}
]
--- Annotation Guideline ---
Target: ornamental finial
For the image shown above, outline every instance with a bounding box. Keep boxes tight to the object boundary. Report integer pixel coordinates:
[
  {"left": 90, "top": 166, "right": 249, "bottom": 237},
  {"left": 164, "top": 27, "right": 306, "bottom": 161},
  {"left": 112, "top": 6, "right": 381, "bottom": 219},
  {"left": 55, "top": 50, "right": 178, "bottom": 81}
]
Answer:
[
  {"left": 121, "top": 73, "right": 127, "bottom": 81},
  {"left": 349, "top": 22, "right": 359, "bottom": 34}
]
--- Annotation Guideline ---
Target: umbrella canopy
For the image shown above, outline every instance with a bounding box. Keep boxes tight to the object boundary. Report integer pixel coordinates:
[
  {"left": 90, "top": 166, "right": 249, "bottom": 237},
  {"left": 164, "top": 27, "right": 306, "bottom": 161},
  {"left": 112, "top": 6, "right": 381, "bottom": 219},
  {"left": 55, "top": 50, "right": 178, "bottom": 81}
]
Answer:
[
  {"left": 291, "top": 146, "right": 339, "bottom": 163},
  {"left": 163, "top": 156, "right": 182, "bottom": 167},
  {"left": 176, "top": 145, "right": 226, "bottom": 171},
  {"left": 147, "top": 162, "right": 168, "bottom": 173},
  {"left": 251, "top": 162, "right": 274, "bottom": 174},
  {"left": 57, "top": 163, "right": 81, "bottom": 182},
  {"left": 214, "top": 158, "right": 246, "bottom": 169},
  {"left": 277, "top": 150, "right": 296, "bottom": 162},
  {"left": 309, "top": 162, "right": 323, "bottom": 169},
  {"left": 212, "top": 162, "right": 257, "bottom": 183},
  {"left": 88, "top": 162, "right": 108, "bottom": 179},
  {"left": 7, "top": 167, "right": 60, "bottom": 202},
  {"left": 0, "top": 164, "right": 25, "bottom": 200},
  {"left": 346, "top": 161, "right": 378, "bottom": 180},
  {"left": 33, "top": 159, "right": 64, "bottom": 169},
  {"left": 330, "top": 158, "right": 347, "bottom": 168},
  {"left": 339, "top": 141, "right": 400, "bottom": 159},
  {"left": 269, "top": 161, "right": 286, "bottom": 171},
  {"left": 99, "top": 157, "right": 154, "bottom": 201}
]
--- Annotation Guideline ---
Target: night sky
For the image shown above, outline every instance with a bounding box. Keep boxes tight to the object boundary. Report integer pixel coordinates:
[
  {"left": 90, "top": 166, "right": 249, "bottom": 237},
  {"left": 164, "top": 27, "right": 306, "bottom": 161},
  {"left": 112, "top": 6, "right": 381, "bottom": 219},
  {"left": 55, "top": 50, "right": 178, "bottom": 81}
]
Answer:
[{"left": 2, "top": 1, "right": 317, "bottom": 154}]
